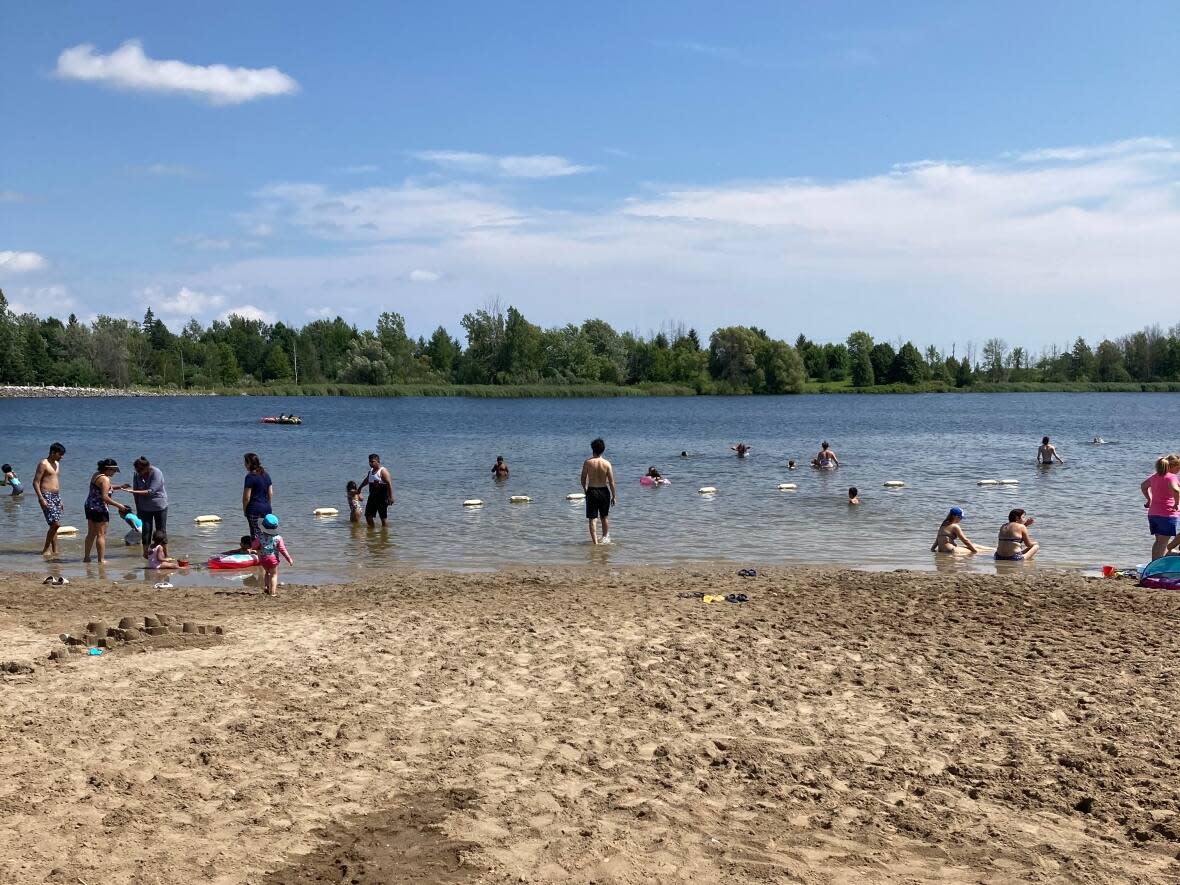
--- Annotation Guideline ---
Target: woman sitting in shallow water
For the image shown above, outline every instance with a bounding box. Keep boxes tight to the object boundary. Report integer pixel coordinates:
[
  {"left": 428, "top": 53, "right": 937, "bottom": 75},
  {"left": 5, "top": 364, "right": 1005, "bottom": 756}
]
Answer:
[
  {"left": 931, "top": 507, "right": 982, "bottom": 554},
  {"left": 995, "top": 508, "right": 1039, "bottom": 561}
]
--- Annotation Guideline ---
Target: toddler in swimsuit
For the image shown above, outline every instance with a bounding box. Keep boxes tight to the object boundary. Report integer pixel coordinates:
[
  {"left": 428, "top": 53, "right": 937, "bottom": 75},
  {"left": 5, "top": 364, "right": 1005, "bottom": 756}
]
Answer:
[
  {"left": 252, "top": 513, "right": 294, "bottom": 596},
  {"left": 346, "top": 481, "right": 364, "bottom": 523}
]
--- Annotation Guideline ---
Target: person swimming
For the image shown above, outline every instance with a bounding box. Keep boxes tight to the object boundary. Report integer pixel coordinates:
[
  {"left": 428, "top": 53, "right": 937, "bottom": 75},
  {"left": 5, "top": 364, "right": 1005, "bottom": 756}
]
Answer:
[
  {"left": 731, "top": 443, "right": 752, "bottom": 458},
  {"left": 931, "top": 507, "right": 981, "bottom": 554},
  {"left": 995, "top": 509, "right": 1039, "bottom": 560},
  {"left": 787, "top": 460, "right": 797, "bottom": 470},
  {"left": 847, "top": 487, "right": 860, "bottom": 506}
]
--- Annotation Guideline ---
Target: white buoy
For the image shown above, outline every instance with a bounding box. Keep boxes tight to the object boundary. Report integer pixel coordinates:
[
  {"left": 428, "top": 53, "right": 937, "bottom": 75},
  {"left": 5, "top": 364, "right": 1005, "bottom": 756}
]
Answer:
[
  {"left": 510, "top": 495, "right": 531, "bottom": 503},
  {"left": 566, "top": 492, "right": 585, "bottom": 501},
  {"left": 977, "top": 480, "right": 999, "bottom": 486},
  {"left": 698, "top": 486, "right": 718, "bottom": 494},
  {"left": 194, "top": 514, "right": 222, "bottom": 524},
  {"left": 313, "top": 507, "right": 339, "bottom": 516},
  {"left": 463, "top": 499, "right": 484, "bottom": 507},
  {"left": 883, "top": 480, "right": 905, "bottom": 488},
  {"left": 999, "top": 479, "right": 1020, "bottom": 485},
  {"left": 777, "top": 483, "right": 797, "bottom": 491},
  {"left": 57, "top": 525, "right": 79, "bottom": 536}
]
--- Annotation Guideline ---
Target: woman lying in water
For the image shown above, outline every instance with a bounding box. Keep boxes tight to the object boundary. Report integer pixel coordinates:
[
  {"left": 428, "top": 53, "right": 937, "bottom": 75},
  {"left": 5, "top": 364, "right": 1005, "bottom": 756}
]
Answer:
[{"left": 931, "top": 507, "right": 983, "bottom": 554}]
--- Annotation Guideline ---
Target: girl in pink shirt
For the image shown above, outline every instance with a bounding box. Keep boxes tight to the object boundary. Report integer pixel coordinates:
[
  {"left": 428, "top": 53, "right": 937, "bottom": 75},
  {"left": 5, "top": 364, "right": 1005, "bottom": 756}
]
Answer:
[{"left": 1141, "top": 456, "right": 1180, "bottom": 560}]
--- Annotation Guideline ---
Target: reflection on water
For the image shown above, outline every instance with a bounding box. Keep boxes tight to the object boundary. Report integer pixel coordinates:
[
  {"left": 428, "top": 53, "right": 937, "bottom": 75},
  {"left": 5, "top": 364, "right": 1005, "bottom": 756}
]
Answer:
[{"left": 0, "top": 392, "right": 1175, "bottom": 584}]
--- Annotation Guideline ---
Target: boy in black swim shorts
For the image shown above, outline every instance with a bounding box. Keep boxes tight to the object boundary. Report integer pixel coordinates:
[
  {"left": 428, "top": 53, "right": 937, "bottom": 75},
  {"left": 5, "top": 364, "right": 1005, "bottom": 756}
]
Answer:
[{"left": 579, "top": 437, "right": 617, "bottom": 545}]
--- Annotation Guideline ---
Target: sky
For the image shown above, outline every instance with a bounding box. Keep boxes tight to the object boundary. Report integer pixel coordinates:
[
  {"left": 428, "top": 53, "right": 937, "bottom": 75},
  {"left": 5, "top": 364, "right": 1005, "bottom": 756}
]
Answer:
[{"left": 1, "top": 0, "right": 1177, "bottom": 351}]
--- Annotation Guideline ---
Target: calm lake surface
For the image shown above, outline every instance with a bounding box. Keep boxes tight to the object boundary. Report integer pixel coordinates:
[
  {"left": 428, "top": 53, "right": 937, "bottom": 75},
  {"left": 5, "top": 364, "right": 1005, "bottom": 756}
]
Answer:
[{"left": 1, "top": 393, "right": 1175, "bottom": 585}]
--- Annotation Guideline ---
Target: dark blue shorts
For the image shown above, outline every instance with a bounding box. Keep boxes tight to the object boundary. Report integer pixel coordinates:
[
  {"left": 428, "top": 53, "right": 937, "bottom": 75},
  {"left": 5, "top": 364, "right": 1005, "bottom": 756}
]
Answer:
[{"left": 1148, "top": 515, "right": 1179, "bottom": 536}]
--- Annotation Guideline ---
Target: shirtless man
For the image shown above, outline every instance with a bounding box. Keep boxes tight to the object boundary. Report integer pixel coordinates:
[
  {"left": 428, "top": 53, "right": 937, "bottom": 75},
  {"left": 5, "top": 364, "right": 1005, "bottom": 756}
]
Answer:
[
  {"left": 1037, "top": 436, "right": 1064, "bottom": 465},
  {"left": 491, "top": 456, "right": 510, "bottom": 479},
  {"left": 580, "top": 437, "right": 617, "bottom": 545},
  {"left": 33, "top": 442, "right": 66, "bottom": 556}
]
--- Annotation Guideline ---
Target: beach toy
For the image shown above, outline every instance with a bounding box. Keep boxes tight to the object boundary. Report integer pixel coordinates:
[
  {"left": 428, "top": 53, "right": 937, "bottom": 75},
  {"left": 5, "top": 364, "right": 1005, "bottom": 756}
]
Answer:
[
  {"left": 777, "top": 483, "right": 797, "bottom": 490},
  {"left": 88, "top": 648, "right": 103, "bottom": 656},
  {"left": 194, "top": 515, "right": 222, "bottom": 524},
  {"left": 977, "top": 480, "right": 998, "bottom": 486},
  {"left": 57, "top": 526, "right": 78, "bottom": 535},
  {"left": 510, "top": 495, "right": 531, "bottom": 503},
  {"left": 566, "top": 492, "right": 585, "bottom": 501},
  {"left": 883, "top": 480, "right": 905, "bottom": 488},
  {"left": 463, "top": 499, "right": 484, "bottom": 507},
  {"left": 640, "top": 476, "right": 654, "bottom": 486},
  {"left": 313, "top": 507, "right": 339, "bottom": 516},
  {"left": 999, "top": 479, "right": 1020, "bottom": 485},
  {"left": 122, "top": 511, "right": 143, "bottom": 532},
  {"left": 698, "top": 486, "right": 718, "bottom": 494},
  {"left": 208, "top": 552, "right": 260, "bottom": 570},
  {"left": 1101, "top": 565, "right": 1117, "bottom": 578}
]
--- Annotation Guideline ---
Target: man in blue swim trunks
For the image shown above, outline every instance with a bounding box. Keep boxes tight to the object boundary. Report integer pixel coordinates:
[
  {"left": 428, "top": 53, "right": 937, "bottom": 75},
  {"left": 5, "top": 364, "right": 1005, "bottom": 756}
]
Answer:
[
  {"left": 33, "top": 442, "right": 66, "bottom": 556},
  {"left": 580, "top": 437, "right": 617, "bottom": 545}
]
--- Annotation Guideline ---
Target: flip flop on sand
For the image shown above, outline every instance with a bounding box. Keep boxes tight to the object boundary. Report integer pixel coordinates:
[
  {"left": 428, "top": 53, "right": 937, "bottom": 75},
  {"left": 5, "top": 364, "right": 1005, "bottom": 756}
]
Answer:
[
  {"left": 703, "top": 594, "right": 723, "bottom": 604},
  {"left": 153, "top": 581, "right": 174, "bottom": 590},
  {"left": 737, "top": 568, "right": 757, "bottom": 578},
  {"left": 725, "top": 593, "right": 749, "bottom": 603},
  {"left": 677, "top": 591, "right": 706, "bottom": 599}
]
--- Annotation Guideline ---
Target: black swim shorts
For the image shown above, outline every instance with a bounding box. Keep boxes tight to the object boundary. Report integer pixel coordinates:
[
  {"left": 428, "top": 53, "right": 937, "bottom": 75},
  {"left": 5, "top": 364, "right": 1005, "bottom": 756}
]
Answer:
[
  {"left": 365, "top": 486, "right": 389, "bottom": 520},
  {"left": 585, "top": 486, "right": 611, "bottom": 520}
]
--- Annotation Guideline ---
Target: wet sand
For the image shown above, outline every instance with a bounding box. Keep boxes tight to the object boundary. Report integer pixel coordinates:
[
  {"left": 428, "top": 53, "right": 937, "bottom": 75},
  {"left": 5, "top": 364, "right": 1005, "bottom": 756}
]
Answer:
[{"left": 1, "top": 566, "right": 1177, "bottom": 883}]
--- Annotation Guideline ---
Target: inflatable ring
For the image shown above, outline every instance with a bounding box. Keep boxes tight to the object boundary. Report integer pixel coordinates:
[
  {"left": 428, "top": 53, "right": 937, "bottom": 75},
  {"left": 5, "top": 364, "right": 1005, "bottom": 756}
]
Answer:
[
  {"left": 194, "top": 514, "right": 222, "bottom": 524},
  {"left": 463, "top": 499, "right": 484, "bottom": 507},
  {"left": 566, "top": 493, "right": 585, "bottom": 501},
  {"left": 777, "top": 483, "right": 797, "bottom": 490},
  {"left": 977, "top": 480, "right": 998, "bottom": 486},
  {"left": 313, "top": 507, "right": 339, "bottom": 516},
  {"left": 883, "top": 480, "right": 905, "bottom": 488},
  {"left": 57, "top": 525, "right": 79, "bottom": 536},
  {"left": 698, "top": 486, "right": 718, "bottom": 494},
  {"left": 510, "top": 495, "right": 531, "bottom": 503}
]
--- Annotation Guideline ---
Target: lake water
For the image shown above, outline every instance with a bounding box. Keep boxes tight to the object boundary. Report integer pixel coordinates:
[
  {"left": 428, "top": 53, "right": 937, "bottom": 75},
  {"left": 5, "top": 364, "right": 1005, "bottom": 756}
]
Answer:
[{"left": 0, "top": 393, "right": 1175, "bottom": 585}]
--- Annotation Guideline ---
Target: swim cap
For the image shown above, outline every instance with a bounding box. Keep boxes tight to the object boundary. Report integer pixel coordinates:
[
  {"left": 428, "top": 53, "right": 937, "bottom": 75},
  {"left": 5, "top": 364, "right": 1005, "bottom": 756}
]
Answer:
[
  {"left": 948, "top": 507, "right": 964, "bottom": 518},
  {"left": 261, "top": 514, "right": 280, "bottom": 533}
]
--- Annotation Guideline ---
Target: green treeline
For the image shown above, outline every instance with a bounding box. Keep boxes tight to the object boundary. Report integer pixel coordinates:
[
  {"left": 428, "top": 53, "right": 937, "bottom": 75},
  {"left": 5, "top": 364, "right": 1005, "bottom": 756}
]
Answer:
[{"left": 2, "top": 289, "right": 1179, "bottom": 394}]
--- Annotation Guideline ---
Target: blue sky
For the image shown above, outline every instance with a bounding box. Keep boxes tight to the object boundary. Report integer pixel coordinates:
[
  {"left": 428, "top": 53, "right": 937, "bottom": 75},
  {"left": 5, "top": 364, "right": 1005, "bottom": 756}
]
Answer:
[{"left": 2, "top": 1, "right": 1177, "bottom": 350}]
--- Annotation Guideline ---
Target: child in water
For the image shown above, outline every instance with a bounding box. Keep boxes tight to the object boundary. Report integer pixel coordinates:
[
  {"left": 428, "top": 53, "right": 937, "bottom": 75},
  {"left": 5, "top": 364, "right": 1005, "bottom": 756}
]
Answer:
[
  {"left": 847, "top": 487, "right": 860, "bottom": 505},
  {"left": 253, "top": 513, "right": 294, "bottom": 596},
  {"left": 346, "top": 480, "right": 364, "bottom": 523},
  {"left": 220, "top": 536, "right": 254, "bottom": 556},
  {"left": 1, "top": 464, "right": 22, "bottom": 496},
  {"left": 787, "top": 460, "right": 797, "bottom": 471},
  {"left": 147, "top": 530, "right": 180, "bottom": 569}
]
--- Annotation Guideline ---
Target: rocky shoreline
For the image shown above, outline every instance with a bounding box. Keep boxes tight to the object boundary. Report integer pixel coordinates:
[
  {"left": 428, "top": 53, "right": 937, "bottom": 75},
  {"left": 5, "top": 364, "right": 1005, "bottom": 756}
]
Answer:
[{"left": 0, "top": 385, "right": 208, "bottom": 398}]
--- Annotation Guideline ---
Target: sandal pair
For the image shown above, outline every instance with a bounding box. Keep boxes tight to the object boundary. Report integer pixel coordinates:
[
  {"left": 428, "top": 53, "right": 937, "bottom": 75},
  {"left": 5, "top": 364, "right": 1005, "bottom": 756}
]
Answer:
[{"left": 42, "top": 575, "right": 69, "bottom": 585}]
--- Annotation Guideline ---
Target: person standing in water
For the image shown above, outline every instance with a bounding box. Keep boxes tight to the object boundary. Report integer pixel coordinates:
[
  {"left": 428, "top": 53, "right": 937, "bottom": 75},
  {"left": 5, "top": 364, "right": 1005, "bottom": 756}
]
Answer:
[
  {"left": 33, "top": 442, "right": 66, "bottom": 556},
  {"left": 1037, "top": 436, "right": 1064, "bottom": 465},
  {"left": 812, "top": 441, "right": 839, "bottom": 469},
  {"left": 1141, "top": 456, "right": 1180, "bottom": 561},
  {"left": 358, "top": 453, "right": 394, "bottom": 527},
  {"left": 242, "top": 452, "right": 273, "bottom": 539},
  {"left": 580, "top": 437, "right": 617, "bottom": 545},
  {"left": 492, "top": 456, "right": 510, "bottom": 479}
]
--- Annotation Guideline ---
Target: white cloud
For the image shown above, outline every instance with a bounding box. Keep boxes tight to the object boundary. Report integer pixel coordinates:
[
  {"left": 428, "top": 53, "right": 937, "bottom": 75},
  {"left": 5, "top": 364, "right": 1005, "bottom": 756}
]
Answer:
[
  {"left": 0, "top": 250, "right": 48, "bottom": 273},
  {"left": 408, "top": 269, "right": 441, "bottom": 282},
  {"left": 145, "top": 285, "right": 226, "bottom": 319},
  {"left": 220, "top": 304, "right": 276, "bottom": 324},
  {"left": 1011, "top": 137, "right": 1174, "bottom": 164},
  {"left": 8, "top": 284, "right": 75, "bottom": 316},
  {"left": 410, "top": 150, "right": 597, "bottom": 178},
  {"left": 54, "top": 39, "right": 299, "bottom": 105},
  {"left": 246, "top": 223, "right": 273, "bottom": 237},
  {"left": 305, "top": 306, "right": 335, "bottom": 318},
  {"left": 69, "top": 137, "right": 1180, "bottom": 346}
]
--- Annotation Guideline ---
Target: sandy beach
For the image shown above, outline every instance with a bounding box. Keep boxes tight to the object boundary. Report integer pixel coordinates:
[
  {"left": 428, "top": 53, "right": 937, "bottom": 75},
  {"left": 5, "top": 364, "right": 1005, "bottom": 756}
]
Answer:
[{"left": 1, "top": 566, "right": 1177, "bottom": 884}]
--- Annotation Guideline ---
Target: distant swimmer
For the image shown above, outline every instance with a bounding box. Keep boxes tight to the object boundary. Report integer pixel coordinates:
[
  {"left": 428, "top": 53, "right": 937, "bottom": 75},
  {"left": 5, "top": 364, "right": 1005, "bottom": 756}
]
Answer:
[
  {"left": 580, "top": 437, "right": 617, "bottom": 545},
  {"left": 847, "top": 487, "right": 860, "bottom": 506},
  {"left": 492, "top": 455, "right": 510, "bottom": 479},
  {"left": 995, "top": 509, "right": 1039, "bottom": 561},
  {"left": 1037, "top": 436, "right": 1064, "bottom": 465},
  {"left": 787, "top": 460, "right": 797, "bottom": 470},
  {"left": 931, "top": 507, "right": 982, "bottom": 554},
  {"left": 1091, "top": 436, "right": 1106, "bottom": 445},
  {"left": 811, "top": 441, "right": 839, "bottom": 469},
  {"left": 644, "top": 466, "right": 669, "bottom": 485},
  {"left": 679, "top": 451, "right": 689, "bottom": 458},
  {"left": 731, "top": 443, "right": 752, "bottom": 458}
]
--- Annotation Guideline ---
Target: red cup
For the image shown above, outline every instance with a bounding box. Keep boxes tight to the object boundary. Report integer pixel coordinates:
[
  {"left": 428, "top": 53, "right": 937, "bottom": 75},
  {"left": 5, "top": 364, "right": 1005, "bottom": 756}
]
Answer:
[{"left": 1101, "top": 565, "right": 1116, "bottom": 578}]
